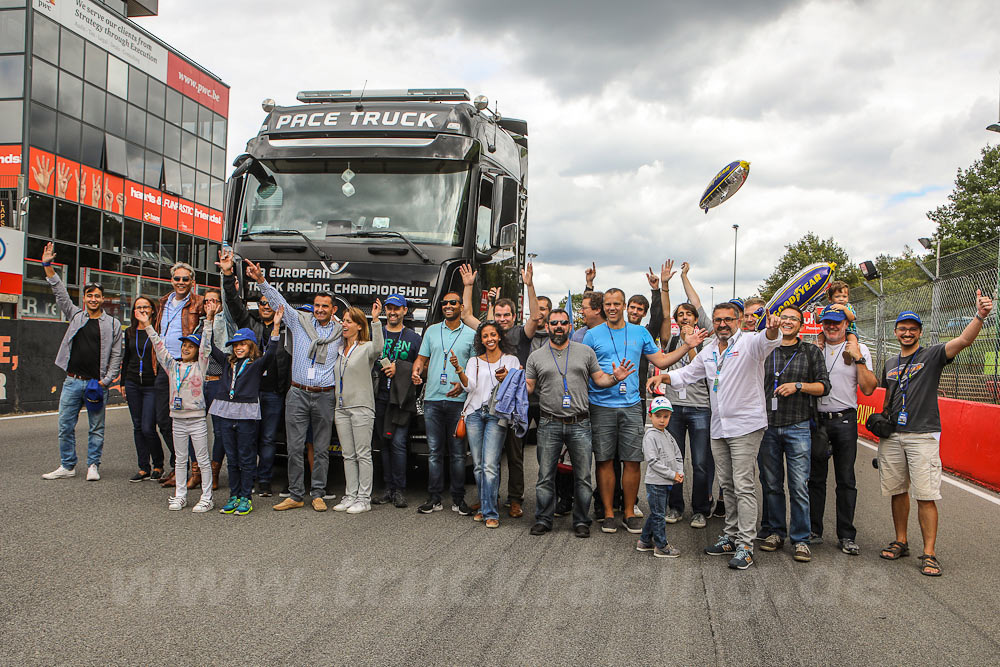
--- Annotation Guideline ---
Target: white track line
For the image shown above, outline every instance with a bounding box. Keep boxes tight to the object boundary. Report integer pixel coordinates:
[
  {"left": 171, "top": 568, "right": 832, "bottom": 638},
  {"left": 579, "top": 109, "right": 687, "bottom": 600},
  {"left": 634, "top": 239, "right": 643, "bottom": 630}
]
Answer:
[
  {"left": 859, "top": 439, "right": 1000, "bottom": 507},
  {"left": 0, "top": 405, "right": 129, "bottom": 420}
]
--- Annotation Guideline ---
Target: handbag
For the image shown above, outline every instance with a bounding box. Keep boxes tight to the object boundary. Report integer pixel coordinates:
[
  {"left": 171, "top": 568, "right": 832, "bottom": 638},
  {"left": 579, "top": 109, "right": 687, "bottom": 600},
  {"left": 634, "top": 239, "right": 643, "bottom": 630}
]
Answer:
[
  {"left": 454, "top": 416, "right": 467, "bottom": 439},
  {"left": 865, "top": 352, "right": 916, "bottom": 439}
]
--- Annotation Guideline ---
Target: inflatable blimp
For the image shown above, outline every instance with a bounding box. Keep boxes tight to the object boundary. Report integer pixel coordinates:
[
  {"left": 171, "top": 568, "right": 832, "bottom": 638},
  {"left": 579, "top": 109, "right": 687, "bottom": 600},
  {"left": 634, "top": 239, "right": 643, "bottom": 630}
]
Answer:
[
  {"left": 699, "top": 160, "right": 750, "bottom": 213},
  {"left": 753, "top": 262, "right": 837, "bottom": 331}
]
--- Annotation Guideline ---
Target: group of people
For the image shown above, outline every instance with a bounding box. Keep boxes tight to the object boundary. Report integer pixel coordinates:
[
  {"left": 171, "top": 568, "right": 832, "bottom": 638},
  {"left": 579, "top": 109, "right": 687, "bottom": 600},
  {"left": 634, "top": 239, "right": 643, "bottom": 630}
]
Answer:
[{"left": 38, "top": 243, "right": 994, "bottom": 576}]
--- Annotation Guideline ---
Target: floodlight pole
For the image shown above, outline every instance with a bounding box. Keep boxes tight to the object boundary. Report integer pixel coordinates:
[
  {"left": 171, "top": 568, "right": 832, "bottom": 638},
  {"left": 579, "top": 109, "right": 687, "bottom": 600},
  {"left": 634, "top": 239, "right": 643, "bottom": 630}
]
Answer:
[{"left": 732, "top": 224, "right": 739, "bottom": 299}]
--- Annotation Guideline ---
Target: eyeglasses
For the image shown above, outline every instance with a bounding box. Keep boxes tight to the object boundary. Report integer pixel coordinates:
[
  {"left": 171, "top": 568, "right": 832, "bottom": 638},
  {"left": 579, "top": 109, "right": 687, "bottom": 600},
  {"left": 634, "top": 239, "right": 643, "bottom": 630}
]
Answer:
[
  {"left": 441, "top": 299, "right": 459, "bottom": 306},
  {"left": 134, "top": 306, "right": 152, "bottom": 312},
  {"left": 712, "top": 317, "right": 738, "bottom": 324},
  {"left": 172, "top": 275, "right": 192, "bottom": 283},
  {"left": 548, "top": 320, "right": 570, "bottom": 326},
  {"left": 896, "top": 326, "right": 920, "bottom": 334},
  {"left": 778, "top": 315, "right": 802, "bottom": 322}
]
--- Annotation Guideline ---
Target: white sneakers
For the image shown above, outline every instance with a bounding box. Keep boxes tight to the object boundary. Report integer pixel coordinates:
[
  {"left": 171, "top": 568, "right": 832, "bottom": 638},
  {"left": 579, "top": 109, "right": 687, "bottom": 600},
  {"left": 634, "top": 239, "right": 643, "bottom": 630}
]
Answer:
[
  {"left": 192, "top": 497, "right": 214, "bottom": 513},
  {"left": 346, "top": 500, "right": 371, "bottom": 514},
  {"left": 86, "top": 464, "right": 100, "bottom": 481},
  {"left": 633, "top": 504, "right": 644, "bottom": 518},
  {"left": 168, "top": 495, "right": 188, "bottom": 511},
  {"left": 42, "top": 466, "right": 76, "bottom": 480},
  {"left": 332, "top": 496, "right": 357, "bottom": 512}
]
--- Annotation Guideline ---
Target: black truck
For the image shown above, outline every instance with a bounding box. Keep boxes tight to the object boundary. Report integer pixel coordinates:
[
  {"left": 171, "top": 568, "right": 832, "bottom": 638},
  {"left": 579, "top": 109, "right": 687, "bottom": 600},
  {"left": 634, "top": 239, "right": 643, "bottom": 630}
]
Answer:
[{"left": 223, "top": 88, "right": 528, "bottom": 455}]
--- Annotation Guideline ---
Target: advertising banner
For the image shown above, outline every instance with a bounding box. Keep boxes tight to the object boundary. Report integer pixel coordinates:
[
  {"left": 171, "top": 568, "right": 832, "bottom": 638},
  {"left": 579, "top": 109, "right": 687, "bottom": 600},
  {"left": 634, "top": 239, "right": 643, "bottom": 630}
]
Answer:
[
  {"left": 0, "top": 145, "right": 21, "bottom": 177},
  {"left": 0, "top": 227, "right": 26, "bottom": 295}
]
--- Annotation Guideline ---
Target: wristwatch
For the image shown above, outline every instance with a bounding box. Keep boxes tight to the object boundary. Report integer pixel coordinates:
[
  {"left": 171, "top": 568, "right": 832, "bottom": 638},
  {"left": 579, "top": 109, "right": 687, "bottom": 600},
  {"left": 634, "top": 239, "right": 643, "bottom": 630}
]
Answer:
[
  {"left": 975, "top": 312, "right": 987, "bottom": 323},
  {"left": 795, "top": 382, "right": 803, "bottom": 393},
  {"left": 855, "top": 357, "right": 867, "bottom": 365}
]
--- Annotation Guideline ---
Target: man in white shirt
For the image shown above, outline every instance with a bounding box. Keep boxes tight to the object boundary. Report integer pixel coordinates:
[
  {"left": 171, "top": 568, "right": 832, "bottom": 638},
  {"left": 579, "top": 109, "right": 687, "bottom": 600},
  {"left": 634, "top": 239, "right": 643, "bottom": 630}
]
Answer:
[
  {"left": 647, "top": 303, "right": 781, "bottom": 570},
  {"left": 809, "top": 305, "right": 877, "bottom": 555}
]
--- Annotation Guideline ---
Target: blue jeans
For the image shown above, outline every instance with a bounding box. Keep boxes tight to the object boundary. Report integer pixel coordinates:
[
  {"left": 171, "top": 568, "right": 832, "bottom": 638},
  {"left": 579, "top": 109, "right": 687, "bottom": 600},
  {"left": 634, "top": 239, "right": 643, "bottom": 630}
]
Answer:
[
  {"left": 204, "top": 379, "right": 227, "bottom": 464},
  {"left": 665, "top": 405, "right": 713, "bottom": 514},
  {"left": 375, "top": 398, "right": 409, "bottom": 491},
  {"left": 640, "top": 483, "right": 671, "bottom": 548},
  {"left": 465, "top": 406, "right": 506, "bottom": 520},
  {"left": 57, "top": 377, "right": 107, "bottom": 468},
  {"left": 124, "top": 380, "right": 163, "bottom": 472},
  {"left": 760, "top": 420, "right": 812, "bottom": 544},
  {"left": 216, "top": 416, "right": 260, "bottom": 498},
  {"left": 535, "top": 417, "right": 593, "bottom": 528},
  {"left": 257, "top": 391, "right": 284, "bottom": 484},
  {"left": 423, "top": 400, "right": 466, "bottom": 504}
]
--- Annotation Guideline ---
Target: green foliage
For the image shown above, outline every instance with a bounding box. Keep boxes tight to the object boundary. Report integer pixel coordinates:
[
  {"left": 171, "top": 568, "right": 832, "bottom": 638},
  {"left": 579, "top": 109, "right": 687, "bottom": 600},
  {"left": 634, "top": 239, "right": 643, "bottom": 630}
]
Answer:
[
  {"left": 927, "top": 144, "right": 1000, "bottom": 254},
  {"left": 759, "top": 232, "right": 861, "bottom": 301},
  {"left": 558, "top": 292, "right": 586, "bottom": 329}
]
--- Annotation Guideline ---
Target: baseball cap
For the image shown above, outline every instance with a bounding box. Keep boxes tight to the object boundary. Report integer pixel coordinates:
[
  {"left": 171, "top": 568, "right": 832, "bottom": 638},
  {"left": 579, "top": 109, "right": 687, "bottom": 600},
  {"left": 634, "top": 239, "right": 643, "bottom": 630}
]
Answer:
[
  {"left": 728, "top": 297, "right": 745, "bottom": 312},
  {"left": 649, "top": 397, "right": 674, "bottom": 414},
  {"left": 819, "top": 305, "right": 847, "bottom": 322},
  {"left": 385, "top": 293, "right": 407, "bottom": 308},
  {"left": 179, "top": 333, "right": 202, "bottom": 347},
  {"left": 226, "top": 327, "right": 258, "bottom": 347},
  {"left": 895, "top": 311, "right": 922, "bottom": 326},
  {"left": 297, "top": 304, "right": 314, "bottom": 313},
  {"left": 84, "top": 379, "right": 104, "bottom": 413}
]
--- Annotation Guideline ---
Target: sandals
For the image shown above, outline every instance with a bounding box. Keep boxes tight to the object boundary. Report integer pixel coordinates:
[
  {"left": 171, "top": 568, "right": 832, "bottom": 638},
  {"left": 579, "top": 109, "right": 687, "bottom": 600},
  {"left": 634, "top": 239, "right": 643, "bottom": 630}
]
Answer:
[
  {"left": 880, "top": 540, "right": 909, "bottom": 560},
  {"left": 919, "top": 554, "right": 942, "bottom": 577}
]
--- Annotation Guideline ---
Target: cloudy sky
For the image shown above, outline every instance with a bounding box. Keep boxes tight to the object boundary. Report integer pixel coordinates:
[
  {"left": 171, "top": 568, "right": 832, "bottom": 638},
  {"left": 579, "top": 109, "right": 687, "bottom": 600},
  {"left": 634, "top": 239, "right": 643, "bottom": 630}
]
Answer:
[{"left": 138, "top": 0, "right": 1000, "bottom": 306}]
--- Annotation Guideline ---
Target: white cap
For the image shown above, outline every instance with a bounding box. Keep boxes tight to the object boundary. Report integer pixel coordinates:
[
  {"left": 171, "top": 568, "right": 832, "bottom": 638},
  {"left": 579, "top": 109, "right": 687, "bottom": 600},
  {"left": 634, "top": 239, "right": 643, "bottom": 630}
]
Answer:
[{"left": 649, "top": 397, "right": 674, "bottom": 414}]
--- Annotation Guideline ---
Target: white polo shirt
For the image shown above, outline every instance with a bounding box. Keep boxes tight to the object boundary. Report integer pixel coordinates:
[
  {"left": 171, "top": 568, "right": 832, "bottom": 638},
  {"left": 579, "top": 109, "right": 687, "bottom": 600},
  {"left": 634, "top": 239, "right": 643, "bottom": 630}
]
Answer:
[
  {"left": 666, "top": 329, "right": 781, "bottom": 439},
  {"left": 817, "top": 339, "right": 873, "bottom": 412}
]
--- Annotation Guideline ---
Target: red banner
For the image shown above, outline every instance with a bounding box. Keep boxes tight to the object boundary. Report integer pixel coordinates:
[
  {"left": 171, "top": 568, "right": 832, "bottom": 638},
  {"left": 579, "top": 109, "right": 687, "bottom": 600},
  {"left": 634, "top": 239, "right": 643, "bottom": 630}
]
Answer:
[
  {"left": 142, "top": 186, "right": 162, "bottom": 225},
  {"left": 193, "top": 204, "right": 210, "bottom": 238},
  {"left": 0, "top": 145, "right": 22, "bottom": 177},
  {"left": 161, "top": 194, "right": 178, "bottom": 230},
  {"left": 102, "top": 174, "right": 124, "bottom": 215},
  {"left": 79, "top": 166, "right": 103, "bottom": 209},
  {"left": 208, "top": 209, "right": 224, "bottom": 241},
  {"left": 178, "top": 199, "right": 194, "bottom": 234},
  {"left": 123, "top": 180, "right": 144, "bottom": 220},
  {"left": 55, "top": 157, "right": 80, "bottom": 202},
  {"left": 28, "top": 148, "right": 55, "bottom": 194},
  {"left": 167, "top": 53, "right": 229, "bottom": 118}
]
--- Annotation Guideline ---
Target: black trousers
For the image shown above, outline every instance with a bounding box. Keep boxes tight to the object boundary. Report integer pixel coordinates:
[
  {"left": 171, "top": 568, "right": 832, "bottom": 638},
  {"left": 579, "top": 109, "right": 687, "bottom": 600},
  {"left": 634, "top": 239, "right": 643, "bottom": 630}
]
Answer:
[
  {"left": 808, "top": 411, "right": 858, "bottom": 541},
  {"left": 153, "top": 371, "right": 176, "bottom": 467}
]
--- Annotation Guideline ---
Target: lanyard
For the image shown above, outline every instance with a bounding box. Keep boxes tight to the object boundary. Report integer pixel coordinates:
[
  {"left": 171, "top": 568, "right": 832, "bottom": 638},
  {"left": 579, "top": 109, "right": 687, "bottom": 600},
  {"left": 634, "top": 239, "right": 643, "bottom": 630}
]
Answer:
[
  {"left": 174, "top": 363, "right": 192, "bottom": 394},
  {"left": 229, "top": 359, "right": 248, "bottom": 399},
  {"left": 771, "top": 347, "right": 800, "bottom": 395},
  {"left": 824, "top": 341, "right": 848, "bottom": 375},
  {"left": 440, "top": 322, "right": 465, "bottom": 374},
  {"left": 711, "top": 331, "right": 740, "bottom": 392},
  {"left": 160, "top": 295, "right": 188, "bottom": 336},
  {"left": 897, "top": 349, "right": 919, "bottom": 412},
  {"left": 549, "top": 343, "right": 571, "bottom": 395},
  {"left": 339, "top": 342, "right": 359, "bottom": 396},
  {"left": 135, "top": 330, "right": 150, "bottom": 378},
  {"left": 608, "top": 324, "right": 628, "bottom": 362},
  {"left": 481, "top": 355, "right": 498, "bottom": 390}
]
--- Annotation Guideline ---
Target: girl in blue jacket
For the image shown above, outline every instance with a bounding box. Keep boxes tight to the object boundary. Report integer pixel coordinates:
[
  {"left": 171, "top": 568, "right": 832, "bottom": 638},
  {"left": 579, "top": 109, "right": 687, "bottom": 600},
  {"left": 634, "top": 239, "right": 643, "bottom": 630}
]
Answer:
[{"left": 210, "top": 307, "right": 283, "bottom": 515}]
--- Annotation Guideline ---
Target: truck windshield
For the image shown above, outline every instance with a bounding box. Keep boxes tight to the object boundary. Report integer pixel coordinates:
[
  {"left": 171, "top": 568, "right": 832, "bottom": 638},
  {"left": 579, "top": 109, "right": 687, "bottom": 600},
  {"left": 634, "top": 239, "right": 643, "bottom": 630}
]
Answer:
[{"left": 241, "top": 159, "right": 470, "bottom": 246}]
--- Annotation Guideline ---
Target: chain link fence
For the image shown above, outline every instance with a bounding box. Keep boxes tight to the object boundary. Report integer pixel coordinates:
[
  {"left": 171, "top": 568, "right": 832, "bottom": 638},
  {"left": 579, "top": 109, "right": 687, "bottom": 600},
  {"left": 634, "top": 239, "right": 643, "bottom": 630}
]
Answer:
[{"left": 852, "top": 236, "right": 1000, "bottom": 404}]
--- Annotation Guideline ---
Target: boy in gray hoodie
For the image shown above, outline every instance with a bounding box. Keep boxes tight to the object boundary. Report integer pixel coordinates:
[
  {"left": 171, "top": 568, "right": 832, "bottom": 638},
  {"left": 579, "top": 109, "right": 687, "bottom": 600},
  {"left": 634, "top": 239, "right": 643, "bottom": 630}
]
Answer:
[{"left": 638, "top": 397, "right": 685, "bottom": 558}]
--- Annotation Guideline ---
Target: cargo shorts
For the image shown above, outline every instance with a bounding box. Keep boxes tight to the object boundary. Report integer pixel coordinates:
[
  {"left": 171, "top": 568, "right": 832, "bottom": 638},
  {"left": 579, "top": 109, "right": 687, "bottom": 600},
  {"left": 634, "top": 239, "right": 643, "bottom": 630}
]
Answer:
[{"left": 877, "top": 431, "right": 942, "bottom": 501}]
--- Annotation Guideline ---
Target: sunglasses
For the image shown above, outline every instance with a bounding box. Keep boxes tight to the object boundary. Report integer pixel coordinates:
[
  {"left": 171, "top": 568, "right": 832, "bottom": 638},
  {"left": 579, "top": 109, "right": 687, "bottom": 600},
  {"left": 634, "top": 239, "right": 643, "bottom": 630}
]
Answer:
[
  {"left": 548, "top": 320, "right": 570, "bottom": 326},
  {"left": 83, "top": 282, "right": 103, "bottom": 294},
  {"left": 172, "top": 275, "right": 192, "bottom": 283},
  {"left": 258, "top": 300, "right": 270, "bottom": 307},
  {"left": 441, "top": 299, "right": 460, "bottom": 306}
]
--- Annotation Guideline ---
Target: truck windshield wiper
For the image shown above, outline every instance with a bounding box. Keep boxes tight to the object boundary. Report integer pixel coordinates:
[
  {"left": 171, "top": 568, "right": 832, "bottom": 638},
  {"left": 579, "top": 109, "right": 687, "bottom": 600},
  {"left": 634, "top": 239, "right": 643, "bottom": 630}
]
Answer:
[
  {"left": 241, "top": 229, "right": 335, "bottom": 262},
  {"left": 328, "top": 230, "right": 432, "bottom": 264}
]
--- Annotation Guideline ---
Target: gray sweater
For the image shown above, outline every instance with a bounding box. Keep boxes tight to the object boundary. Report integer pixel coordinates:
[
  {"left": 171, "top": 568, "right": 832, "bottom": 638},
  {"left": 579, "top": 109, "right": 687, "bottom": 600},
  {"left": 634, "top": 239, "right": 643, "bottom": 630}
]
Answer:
[
  {"left": 47, "top": 274, "right": 122, "bottom": 387},
  {"left": 642, "top": 425, "right": 684, "bottom": 485},
  {"left": 334, "top": 320, "right": 384, "bottom": 411}
]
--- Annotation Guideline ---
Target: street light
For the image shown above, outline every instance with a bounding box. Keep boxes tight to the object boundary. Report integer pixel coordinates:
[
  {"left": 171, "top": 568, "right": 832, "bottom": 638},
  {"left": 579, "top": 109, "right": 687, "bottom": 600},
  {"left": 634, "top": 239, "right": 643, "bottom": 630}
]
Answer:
[
  {"left": 732, "top": 224, "right": 739, "bottom": 299},
  {"left": 917, "top": 236, "right": 940, "bottom": 278},
  {"left": 711, "top": 286, "right": 715, "bottom": 304}
]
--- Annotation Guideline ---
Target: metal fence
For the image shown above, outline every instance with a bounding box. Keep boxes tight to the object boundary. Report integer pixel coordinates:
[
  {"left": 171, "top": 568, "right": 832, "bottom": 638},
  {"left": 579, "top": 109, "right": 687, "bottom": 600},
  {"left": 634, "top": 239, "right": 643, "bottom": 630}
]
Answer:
[{"left": 852, "top": 236, "right": 1000, "bottom": 404}]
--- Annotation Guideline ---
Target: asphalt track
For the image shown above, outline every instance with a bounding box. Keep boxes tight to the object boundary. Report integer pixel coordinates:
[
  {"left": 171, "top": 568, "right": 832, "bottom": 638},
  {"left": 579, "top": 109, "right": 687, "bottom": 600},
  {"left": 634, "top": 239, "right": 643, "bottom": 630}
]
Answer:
[{"left": 2, "top": 407, "right": 999, "bottom": 666}]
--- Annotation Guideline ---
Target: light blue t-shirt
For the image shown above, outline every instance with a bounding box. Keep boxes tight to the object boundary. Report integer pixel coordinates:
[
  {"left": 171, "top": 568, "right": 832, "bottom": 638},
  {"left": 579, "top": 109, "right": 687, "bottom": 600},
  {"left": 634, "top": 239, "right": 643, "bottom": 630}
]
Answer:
[
  {"left": 418, "top": 321, "right": 477, "bottom": 402},
  {"left": 584, "top": 322, "right": 658, "bottom": 407}
]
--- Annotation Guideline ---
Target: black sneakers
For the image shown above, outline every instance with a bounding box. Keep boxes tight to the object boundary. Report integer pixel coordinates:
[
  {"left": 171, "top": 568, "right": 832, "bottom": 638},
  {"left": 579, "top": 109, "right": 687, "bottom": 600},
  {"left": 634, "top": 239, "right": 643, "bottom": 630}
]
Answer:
[
  {"left": 392, "top": 490, "right": 408, "bottom": 508},
  {"left": 371, "top": 490, "right": 394, "bottom": 505},
  {"left": 529, "top": 522, "right": 551, "bottom": 536},
  {"left": 574, "top": 524, "right": 590, "bottom": 538},
  {"left": 417, "top": 499, "right": 444, "bottom": 514}
]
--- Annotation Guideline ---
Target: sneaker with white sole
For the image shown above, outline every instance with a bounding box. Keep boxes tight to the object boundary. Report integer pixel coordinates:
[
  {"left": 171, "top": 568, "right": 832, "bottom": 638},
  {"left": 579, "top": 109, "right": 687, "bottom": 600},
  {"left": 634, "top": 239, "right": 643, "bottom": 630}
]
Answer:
[
  {"left": 728, "top": 545, "right": 754, "bottom": 570},
  {"left": 192, "top": 498, "right": 214, "bottom": 513},
  {"left": 654, "top": 544, "right": 681, "bottom": 558},
  {"left": 168, "top": 496, "right": 188, "bottom": 511},
  {"left": 664, "top": 508, "right": 682, "bottom": 524},
  {"left": 690, "top": 513, "right": 707, "bottom": 529},
  {"left": 346, "top": 500, "right": 371, "bottom": 514},
  {"left": 633, "top": 504, "right": 644, "bottom": 518},
  {"left": 42, "top": 466, "right": 75, "bottom": 480},
  {"left": 333, "top": 496, "right": 356, "bottom": 512},
  {"left": 86, "top": 464, "right": 100, "bottom": 481}
]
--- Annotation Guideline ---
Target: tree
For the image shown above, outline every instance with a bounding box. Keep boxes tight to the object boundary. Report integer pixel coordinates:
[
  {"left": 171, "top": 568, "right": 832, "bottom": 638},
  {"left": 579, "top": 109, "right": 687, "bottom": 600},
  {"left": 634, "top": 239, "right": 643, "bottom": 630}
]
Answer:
[
  {"left": 927, "top": 144, "right": 1000, "bottom": 254},
  {"left": 558, "top": 293, "right": 585, "bottom": 329},
  {"left": 758, "top": 232, "right": 861, "bottom": 301}
]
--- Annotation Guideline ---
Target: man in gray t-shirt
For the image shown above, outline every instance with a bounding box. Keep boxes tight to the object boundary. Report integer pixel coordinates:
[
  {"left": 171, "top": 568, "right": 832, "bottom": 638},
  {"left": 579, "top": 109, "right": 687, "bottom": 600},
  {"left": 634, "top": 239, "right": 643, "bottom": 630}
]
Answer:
[{"left": 525, "top": 309, "right": 635, "bottom": 536}]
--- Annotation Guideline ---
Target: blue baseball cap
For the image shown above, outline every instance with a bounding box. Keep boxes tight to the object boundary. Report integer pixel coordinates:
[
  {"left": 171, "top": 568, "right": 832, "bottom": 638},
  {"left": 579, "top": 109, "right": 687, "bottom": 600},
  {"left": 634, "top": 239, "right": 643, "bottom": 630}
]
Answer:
[
  {"left": 226, "top": 328, "right": 258, "bottom": 347},
  {"left": 179, "top": 333, "right": 201, "bottom": 347},
  {"left": 84, "top": 379, "right": 104, "bottom": 413},
  {"left": 896, "top": 311, "right": 922, "bottom": 326},
  {"left": 385, "top": 293, "right": 407, "bottom": 308},
  {"left": 297, "top": 304, "right": 314, "bottom": 313},
  {"left": 819, "top": 305, "right": 847, "bottom": 322},
  {"left": 729, "top": 297, "right": 745, "bottom": 312}
]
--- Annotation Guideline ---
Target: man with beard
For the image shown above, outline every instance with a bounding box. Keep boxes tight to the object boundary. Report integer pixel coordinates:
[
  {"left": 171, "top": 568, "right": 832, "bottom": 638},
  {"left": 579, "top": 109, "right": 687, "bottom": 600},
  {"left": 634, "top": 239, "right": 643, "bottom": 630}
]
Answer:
[
  {"left": 372, "top": 294, "right": 422, "bottom": 508},
  {"left": 648, "top": 304, "right": 782, "bottom": 570},
  {"left": 525, "top": 309, "right": 636, "bottom": 538},
  {"left": 412, "top": 291, "right": 477, "bottom": 514}
]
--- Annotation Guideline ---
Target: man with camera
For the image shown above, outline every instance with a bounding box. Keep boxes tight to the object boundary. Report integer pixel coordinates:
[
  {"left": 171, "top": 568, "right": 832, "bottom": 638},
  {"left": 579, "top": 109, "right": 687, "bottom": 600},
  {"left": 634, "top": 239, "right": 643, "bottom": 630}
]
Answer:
[{"left": 874, "top": 292, "right": 993, "bottom": 577}]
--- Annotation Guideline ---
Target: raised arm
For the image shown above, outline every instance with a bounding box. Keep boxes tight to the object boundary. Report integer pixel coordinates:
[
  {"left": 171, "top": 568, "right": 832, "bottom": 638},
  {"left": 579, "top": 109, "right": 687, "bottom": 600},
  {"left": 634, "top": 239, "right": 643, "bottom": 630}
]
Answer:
[
  {"left": 259, "top": 306, "right": 284, "bottom": 365},
  {"left": 680, "top": 262, "right": 703, "bottom": 311},
  {"left": 246, "top": 260, "right": 301, "bottom": 338},
  {"left": 199, "top": 301, "right": 219, "bottom": 372},
  {"left": 656, "top": 260, "right": 676, "bottom": 342},
  {"left": 584, "top": 262, "right": 596, "bottom": 293},
  {"left": 522, "top": 262, "right": 540, "bottom": 338},
  {"left": 136, "top": 308, "right": 175, "bottom": 373},
  {"left": 41, "top": 242, "right": 80, "bottom": 320},
  {"left": 945, "top": 290, "right": 994, "bottom": 359},
  {"left": 459, "top": 263, "right": 483, "bottom": 329},
  {"left": 368, "top": 300, "right": 384, "bottom": 365}
]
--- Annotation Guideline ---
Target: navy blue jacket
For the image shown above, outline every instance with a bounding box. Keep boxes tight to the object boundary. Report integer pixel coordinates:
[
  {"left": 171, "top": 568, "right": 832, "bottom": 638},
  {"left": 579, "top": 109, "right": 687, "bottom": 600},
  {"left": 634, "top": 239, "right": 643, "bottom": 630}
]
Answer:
[{"left": 210, "top": 336, "right": 279, "bottom": 403}]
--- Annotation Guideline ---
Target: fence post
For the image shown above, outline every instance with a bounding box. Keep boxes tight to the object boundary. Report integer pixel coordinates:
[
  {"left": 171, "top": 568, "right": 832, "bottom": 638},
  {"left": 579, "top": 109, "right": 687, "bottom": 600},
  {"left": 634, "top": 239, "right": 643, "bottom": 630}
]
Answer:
[{"left": 930, "top": 279, "right": 941, "bottom": 346}]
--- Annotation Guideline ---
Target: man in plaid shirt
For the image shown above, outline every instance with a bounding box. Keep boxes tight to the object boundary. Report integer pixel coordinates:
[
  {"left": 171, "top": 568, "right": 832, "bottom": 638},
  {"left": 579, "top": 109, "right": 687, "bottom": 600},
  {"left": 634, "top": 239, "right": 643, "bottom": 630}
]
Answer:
[{"left": 758, "top": 305, "right": 830, "bottom": 563}]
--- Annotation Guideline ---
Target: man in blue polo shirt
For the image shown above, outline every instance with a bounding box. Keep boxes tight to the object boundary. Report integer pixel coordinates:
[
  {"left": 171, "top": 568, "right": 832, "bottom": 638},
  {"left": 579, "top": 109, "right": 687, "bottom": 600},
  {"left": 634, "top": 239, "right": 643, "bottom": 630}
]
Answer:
[
  {"left": 411, "top": 290, "right": 477, "bottom": 514},
  {"left": 585, "top": 287, "right": 705, "bottom": 534}
]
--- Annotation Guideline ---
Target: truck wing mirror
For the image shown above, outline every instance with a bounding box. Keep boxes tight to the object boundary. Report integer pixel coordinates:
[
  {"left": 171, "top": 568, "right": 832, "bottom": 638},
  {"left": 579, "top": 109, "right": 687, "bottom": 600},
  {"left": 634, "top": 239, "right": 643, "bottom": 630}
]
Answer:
[{"left": 498, "top": 223, "right": 518, "bottom": 249}]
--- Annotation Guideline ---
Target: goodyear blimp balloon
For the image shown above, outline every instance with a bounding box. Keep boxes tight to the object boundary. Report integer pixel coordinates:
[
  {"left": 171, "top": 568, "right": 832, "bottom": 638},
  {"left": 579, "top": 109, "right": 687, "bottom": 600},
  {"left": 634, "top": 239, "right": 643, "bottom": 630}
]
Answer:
[
  {"left": 754, "top": 262, "right": 837, "bottom": 331},
  {"left": 699, "top": 160, "right": 750, "bottom": 213}
]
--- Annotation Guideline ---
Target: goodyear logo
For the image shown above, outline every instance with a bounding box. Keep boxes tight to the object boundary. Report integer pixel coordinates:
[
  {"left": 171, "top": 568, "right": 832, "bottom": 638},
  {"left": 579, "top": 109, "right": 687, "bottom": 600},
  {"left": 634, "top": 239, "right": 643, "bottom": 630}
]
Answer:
[{"left": 779, "top": 272, "right": 823, "bottom": 311}]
